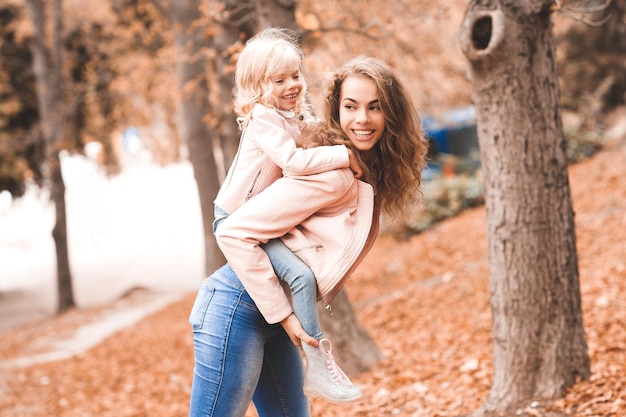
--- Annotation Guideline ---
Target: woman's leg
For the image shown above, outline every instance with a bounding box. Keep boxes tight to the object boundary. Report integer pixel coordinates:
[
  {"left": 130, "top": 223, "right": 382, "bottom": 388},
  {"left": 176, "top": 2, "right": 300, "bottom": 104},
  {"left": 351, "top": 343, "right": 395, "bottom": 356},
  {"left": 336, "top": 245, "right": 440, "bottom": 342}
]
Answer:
[
  {"left": 189, "top": 265, "right": 267, "bottom": 417},
  {"left": 252, "top": 328, "right": 311, "bottom": 417},
  {"left": 262, "top": 238, "right": 323, "bottom": 339}
]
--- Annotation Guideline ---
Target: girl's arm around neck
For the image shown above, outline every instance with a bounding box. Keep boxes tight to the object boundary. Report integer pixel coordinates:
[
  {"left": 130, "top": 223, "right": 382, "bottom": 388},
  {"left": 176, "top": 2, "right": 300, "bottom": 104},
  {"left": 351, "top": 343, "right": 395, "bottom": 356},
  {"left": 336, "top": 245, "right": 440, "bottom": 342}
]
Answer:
[{"left": 249, "top": 105, "right": 350, "bottom": 176}]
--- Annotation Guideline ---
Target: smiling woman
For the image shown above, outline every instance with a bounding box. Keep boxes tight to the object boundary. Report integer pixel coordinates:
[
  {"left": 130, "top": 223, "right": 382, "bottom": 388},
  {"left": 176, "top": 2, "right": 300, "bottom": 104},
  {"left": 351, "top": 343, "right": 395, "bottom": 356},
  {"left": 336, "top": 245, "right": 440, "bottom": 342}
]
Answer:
[{"left": 338, "top": 76, "right": 386, "bottom": 151}]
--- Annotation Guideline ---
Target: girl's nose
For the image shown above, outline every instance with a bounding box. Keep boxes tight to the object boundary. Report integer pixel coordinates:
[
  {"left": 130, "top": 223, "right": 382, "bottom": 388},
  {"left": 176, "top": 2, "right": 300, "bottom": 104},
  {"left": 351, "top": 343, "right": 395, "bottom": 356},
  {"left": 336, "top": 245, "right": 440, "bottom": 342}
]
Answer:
[{"left": 286, "top": 77, "right": 297, "bottom": 88}]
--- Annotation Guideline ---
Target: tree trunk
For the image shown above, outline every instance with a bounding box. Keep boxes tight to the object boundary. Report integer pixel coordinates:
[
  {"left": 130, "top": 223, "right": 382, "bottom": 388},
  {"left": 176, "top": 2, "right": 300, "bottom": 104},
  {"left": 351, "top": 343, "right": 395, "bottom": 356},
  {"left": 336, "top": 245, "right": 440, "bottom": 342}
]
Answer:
[
  {"left": 49, "top": 155, "right": 74, "bottom": 311},
  {"left": 588, "top": 0, "right": 626, "bottom": 52},
  {"left": 213, "top": 0, "right": 298, "bottom": 173},
  {"left": 256, "top": 0, "right": 298, "bottom": 30},
  {"left": 460, "top": 1, "right": 590, "bottom": 414},
  {"left": 26, "top": 0, "right": 75, "bottom": 313},
  {"left": 318, "top": 289, "right": 383, "bottom": 376},
  {"left": 212, "top": 0, "right": 256, "bottom": 172},
  {"left": 170, "top": 0, "right": 225, "bottom": 275}
]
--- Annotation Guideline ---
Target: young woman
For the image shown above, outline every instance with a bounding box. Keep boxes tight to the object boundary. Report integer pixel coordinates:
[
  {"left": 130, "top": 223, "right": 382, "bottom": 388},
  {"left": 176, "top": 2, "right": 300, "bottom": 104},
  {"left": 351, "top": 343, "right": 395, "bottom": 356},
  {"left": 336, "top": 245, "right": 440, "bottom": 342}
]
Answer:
[{"left": 189, "top": 55, "right": 428, "bottom": 417}]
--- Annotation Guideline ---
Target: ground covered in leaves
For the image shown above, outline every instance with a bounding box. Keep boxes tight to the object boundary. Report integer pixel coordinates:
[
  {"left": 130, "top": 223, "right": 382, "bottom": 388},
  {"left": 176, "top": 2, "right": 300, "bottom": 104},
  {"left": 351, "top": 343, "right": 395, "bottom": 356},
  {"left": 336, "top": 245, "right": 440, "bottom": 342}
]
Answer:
[{"left": 1, "top": 129, "right": 625, "bottom": 416}]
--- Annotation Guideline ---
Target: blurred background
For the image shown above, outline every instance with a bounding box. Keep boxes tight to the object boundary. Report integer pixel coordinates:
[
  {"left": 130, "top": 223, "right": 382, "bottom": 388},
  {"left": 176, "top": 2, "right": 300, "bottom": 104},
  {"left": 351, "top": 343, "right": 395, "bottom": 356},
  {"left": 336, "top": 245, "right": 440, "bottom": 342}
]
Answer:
[{"left": 0, "top": 0, "right": 624, "bottom": 328}]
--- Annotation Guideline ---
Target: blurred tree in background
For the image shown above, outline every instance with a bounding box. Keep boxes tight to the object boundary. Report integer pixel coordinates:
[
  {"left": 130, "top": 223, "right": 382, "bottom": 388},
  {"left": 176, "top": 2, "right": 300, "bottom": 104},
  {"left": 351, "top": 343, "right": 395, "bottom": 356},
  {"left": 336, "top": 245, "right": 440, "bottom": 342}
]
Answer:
[
  {"left": 0, "top": 4, "right": 41, "bottom": 197},
  {"left": 26, "top": 0, "right": 75, "bottom": 311}
]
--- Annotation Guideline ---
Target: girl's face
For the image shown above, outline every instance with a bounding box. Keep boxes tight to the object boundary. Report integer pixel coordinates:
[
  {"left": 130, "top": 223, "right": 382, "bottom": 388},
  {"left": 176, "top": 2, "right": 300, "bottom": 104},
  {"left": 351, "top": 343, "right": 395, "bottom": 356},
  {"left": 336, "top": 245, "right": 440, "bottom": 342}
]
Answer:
[
  {"left": 339, "top": 76, "right": 385, "bottom": 151},
  {"left": 270, "top": 67, "right": 303, "bottom": 112}
]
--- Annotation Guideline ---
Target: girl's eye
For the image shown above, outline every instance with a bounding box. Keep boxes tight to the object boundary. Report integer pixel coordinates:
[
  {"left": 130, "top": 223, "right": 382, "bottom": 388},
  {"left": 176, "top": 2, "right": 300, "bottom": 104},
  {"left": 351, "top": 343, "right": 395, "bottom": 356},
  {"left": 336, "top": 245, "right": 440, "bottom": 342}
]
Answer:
[{"left": 370, "top": 105, "right": 381, "bottom": 111}]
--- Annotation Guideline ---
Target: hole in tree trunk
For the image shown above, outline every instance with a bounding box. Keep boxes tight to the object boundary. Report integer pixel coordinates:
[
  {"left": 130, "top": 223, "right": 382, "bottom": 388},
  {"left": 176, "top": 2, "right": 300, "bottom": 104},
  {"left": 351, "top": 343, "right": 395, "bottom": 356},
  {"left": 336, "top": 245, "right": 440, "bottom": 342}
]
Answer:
[{"left": 472, "top": 16, "right": 492, "bottom": 50}]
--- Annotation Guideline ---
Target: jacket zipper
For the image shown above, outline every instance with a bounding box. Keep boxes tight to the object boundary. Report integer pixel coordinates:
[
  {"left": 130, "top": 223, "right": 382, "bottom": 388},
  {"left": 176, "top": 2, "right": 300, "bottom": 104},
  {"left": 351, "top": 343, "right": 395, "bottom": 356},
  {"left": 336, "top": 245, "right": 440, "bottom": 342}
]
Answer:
[{"left": 246, "top": 170, "right": 262, "bottom": 200}]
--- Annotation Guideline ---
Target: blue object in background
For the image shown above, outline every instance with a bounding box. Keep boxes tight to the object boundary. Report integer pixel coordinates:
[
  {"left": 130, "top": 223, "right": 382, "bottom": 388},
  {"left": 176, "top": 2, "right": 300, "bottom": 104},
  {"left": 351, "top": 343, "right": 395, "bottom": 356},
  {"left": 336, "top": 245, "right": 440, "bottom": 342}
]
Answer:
[
  {"left": 423, "top": 106, "right": 478, "bottom": 157},
  {"left": 422, "top": 116, "right": 449, "bottom": 154}
]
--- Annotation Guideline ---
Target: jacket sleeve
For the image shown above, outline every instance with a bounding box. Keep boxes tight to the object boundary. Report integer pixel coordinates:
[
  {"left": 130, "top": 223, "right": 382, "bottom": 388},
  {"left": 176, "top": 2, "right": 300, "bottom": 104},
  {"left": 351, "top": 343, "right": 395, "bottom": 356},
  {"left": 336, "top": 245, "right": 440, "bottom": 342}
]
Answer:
[
  {"left": 250, "top": 107, "right": 350, "bottom": 176},
  {"left": 215, "top": 169, "right": 354, "bottom": 324}
]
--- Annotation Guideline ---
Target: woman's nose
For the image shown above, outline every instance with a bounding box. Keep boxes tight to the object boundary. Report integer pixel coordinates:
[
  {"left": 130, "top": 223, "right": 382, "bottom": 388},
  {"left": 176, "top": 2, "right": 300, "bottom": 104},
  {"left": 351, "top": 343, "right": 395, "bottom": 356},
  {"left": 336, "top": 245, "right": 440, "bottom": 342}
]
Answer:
[{"left": 356, "top": 109, "right": 369, "bottom": 123}]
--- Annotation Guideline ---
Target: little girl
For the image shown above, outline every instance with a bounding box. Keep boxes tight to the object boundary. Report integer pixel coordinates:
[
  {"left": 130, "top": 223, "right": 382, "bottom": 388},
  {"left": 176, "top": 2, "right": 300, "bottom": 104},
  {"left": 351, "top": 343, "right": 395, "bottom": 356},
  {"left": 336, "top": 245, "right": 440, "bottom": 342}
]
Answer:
[{"left": 213, "top": 28, "right": 363, "bottom": 403}]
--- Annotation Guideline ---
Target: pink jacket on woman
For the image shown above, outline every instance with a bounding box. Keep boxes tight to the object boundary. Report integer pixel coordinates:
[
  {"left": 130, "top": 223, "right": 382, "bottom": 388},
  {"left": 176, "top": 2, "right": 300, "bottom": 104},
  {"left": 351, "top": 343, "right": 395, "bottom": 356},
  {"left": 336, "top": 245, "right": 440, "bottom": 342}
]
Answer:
[{"left": 215, "top": 168, "right": 379, "bottom": 324}]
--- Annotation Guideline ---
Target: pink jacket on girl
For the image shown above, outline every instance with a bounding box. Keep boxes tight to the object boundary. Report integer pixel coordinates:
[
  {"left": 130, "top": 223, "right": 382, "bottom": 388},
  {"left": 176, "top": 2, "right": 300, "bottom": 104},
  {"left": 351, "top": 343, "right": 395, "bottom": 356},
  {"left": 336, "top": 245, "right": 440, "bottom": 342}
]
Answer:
[
  {"left": 214, "top": 103, "right": 350, "bottom": 215},
  {"left": 215, "top": 168, "right": 379, "bottom": 324}
]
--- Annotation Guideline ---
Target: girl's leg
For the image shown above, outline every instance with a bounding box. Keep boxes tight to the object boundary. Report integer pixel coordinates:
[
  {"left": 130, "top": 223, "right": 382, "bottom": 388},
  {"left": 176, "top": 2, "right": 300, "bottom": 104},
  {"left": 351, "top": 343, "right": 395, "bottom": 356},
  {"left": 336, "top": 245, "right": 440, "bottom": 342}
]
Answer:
[
  {"left": 212, "top": 205, "right": 229, "bottom": 234},
  {"left": 252, "top": 328, "right": 311, "bottom": 417},
  {"left": 261, "top": 238, "right": 322, "bottom": 339},
  {"left": 189, "top": 265, "right": 266, "bottom": 417},
  {"left": 261, "top": 239, "right": 362, "bottom": 404}
]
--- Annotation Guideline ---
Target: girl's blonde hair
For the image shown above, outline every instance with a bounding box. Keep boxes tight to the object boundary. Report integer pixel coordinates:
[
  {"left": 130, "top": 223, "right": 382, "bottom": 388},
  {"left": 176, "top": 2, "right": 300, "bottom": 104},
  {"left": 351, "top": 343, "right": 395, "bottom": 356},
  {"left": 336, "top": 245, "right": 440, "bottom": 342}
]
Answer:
[
  {"left": 319, "top": 55, "right": 429, "bottom": 218},
  {"left": 234, "top": 28, "right": 309, "bottom": 129}
]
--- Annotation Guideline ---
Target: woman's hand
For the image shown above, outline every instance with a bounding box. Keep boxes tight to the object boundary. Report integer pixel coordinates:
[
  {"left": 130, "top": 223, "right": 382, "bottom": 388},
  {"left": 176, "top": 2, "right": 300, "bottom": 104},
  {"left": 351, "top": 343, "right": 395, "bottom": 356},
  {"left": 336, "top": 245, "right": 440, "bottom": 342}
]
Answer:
[{"left": 280, "top": 313, "right": 319, "bottom": 348}]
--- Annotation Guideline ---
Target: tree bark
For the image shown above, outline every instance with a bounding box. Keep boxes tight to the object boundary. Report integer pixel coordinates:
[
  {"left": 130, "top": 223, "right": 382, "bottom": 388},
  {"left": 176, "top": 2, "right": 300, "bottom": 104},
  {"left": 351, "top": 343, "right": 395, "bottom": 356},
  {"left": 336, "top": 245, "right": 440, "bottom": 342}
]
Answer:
[
  {"left": 459, "top": 1, "right": 590, "bottom": 414},
  {"left": 213, "top": 0, "right": 298, "bottom": 173},
  {"left": 318, "top": 289, "right": 383, "bottom": 376},
  {"left": 587, "top": 0, "right": 626, "bottom": 52},
  {"left": 212, "top": 0, "right": 256, "bottom": 172},
  {"left": 26, "top": 0, "right": 75, "bottom": 313},
  {"left": 170, "top": 0, "right": 225, "bottom": 275},
  {"left": 256, "top": 0, "right": 298, "bottom": 30}
]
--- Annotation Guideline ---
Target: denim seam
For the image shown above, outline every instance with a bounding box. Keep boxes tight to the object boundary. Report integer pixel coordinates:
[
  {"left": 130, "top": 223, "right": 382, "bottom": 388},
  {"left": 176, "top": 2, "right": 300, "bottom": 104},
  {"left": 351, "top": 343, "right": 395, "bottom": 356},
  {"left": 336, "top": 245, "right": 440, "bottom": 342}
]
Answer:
[
  {"left": 210, "top": 289, "right": 245, "bottom": 417},
  {"left": 191, "top": 286, "right": 215, "bottom": 330},
  {"left": 268, "top": 360, "right": 291, "bottom": 417},
  {"left": 218, "top": 274, "right": 258, "bottom": 311}
]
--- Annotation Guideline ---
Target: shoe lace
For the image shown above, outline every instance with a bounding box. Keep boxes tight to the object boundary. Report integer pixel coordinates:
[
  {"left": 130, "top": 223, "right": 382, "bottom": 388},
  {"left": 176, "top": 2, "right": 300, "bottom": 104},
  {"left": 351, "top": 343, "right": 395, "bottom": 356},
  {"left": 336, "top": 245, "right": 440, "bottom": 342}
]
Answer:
[{"left": 318, "top": 338, "right": 354, "bottom": 385}]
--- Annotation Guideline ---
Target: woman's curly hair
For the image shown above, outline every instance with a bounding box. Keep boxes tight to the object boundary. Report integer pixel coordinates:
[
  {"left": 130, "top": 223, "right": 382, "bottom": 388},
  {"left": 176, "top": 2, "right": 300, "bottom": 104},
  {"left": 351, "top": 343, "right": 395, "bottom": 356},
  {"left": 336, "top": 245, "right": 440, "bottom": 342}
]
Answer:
[{"left": 317, "top": 56, "right": 429, "bottom": 219}]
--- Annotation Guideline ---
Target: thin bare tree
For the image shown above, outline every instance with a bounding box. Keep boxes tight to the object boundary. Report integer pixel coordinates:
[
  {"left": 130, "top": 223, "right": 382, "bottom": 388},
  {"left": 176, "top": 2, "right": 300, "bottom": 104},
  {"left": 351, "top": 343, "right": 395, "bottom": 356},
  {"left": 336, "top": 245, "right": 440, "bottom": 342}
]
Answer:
[
  {"left": 25, "top": 0, "right": 75, "bottom": 313},
  {"left": 169, "top": 0, "right": 226, "bottom": 275}
]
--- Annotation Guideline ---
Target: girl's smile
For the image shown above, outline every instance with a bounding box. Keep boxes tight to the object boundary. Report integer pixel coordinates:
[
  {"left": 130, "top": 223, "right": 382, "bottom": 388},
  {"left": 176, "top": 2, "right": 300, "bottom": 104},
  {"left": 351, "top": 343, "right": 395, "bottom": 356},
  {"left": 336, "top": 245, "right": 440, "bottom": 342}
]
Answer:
[{"left": 271, "top": 69, "right": 303, "bottom": 111}]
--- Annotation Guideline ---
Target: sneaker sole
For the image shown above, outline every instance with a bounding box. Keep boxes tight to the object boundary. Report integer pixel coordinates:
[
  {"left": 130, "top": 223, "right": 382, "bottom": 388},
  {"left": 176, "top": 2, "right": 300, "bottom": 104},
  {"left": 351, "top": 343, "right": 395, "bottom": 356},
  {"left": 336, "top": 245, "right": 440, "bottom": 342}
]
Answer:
[{"left": 303, "top": 388, "right": 364, "bottom": 404}]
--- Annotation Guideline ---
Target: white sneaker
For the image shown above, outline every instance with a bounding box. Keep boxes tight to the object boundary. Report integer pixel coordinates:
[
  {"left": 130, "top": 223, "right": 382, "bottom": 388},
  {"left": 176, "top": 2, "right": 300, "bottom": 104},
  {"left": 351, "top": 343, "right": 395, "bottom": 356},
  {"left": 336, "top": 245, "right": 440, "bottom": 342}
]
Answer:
[{"left": 302, "top": 338, "right": 364, "bottom": 404}]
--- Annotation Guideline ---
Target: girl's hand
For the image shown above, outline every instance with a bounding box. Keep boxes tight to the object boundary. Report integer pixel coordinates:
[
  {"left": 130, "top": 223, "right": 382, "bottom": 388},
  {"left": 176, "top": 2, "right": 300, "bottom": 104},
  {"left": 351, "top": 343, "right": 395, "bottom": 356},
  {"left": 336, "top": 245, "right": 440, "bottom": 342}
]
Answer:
[
  {"left": 280, "top": 313, "right": 319, "bottom": 348},
  {"left": 347, "top": 149, "right": 363, "bottom": 178}
]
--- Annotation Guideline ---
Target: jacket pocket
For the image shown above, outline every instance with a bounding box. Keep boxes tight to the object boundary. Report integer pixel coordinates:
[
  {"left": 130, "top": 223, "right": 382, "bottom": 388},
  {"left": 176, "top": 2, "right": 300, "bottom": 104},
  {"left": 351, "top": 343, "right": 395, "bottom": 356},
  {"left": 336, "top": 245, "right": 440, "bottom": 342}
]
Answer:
[
  {"left": 291, "top": 244, "right": 322, "bottom": 255},
  {"left": 292, "top": 244, "right": 323, "bottom": 263},
  {"left": 189, "top": 283, "right": 216, "bottom": 330}
]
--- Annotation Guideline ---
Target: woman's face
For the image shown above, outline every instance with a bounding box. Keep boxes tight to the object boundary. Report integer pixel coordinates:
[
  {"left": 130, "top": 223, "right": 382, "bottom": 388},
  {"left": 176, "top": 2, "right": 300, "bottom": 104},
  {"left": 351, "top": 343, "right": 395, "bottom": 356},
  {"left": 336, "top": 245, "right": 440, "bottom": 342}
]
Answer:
[{"left": 339, "top": 76, "right": 385, "bottom": 151}]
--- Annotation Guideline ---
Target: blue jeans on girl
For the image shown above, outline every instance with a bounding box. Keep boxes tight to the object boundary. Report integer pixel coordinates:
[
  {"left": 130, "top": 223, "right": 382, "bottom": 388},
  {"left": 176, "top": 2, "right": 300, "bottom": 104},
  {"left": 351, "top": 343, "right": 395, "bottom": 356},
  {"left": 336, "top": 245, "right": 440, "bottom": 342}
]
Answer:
[{"left": 188, "top": 265, "right": 311, "bottom": 417}]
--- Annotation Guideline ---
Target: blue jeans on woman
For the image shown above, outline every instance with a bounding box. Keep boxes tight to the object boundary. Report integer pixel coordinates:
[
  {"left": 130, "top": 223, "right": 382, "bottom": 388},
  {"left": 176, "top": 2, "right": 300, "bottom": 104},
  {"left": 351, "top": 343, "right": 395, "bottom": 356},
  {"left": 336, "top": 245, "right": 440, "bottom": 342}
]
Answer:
[
  {"left": 188, "top": 265, "right": 311, "bottom": 417},
  {"left": 212, "top": 206, "right": 323, "bottom": 339}
]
